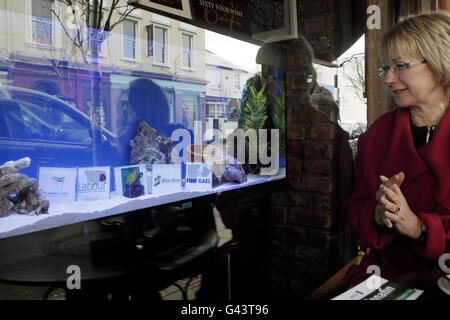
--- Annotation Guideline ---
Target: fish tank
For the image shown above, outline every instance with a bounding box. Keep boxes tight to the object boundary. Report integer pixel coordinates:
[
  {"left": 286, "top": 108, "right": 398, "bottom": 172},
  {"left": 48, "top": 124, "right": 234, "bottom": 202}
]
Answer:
[{"left": 0, "top": 1, "right": 286, "bottom": 244}]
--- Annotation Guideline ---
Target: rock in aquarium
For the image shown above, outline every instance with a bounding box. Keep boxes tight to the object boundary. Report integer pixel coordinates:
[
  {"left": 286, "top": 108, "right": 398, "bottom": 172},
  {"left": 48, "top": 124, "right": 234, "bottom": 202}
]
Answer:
[
  {"left": 130, "top": 121, "right": 174, "bottom": 170},
  {"left": 222, "top": 164, "right": 247, "bottom": 184},
  {"left": 221, "top": 153, "right": 247, "bottom": 184},
  {"left": 0, "top": 157, "right": 49, "bottom": 217}
]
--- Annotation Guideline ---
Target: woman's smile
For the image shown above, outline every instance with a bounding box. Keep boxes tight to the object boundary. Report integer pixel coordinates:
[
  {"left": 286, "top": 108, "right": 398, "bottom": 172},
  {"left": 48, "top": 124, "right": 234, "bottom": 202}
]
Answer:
[{"left": 392, "top": 88, "right": 408, "bottom": 95}]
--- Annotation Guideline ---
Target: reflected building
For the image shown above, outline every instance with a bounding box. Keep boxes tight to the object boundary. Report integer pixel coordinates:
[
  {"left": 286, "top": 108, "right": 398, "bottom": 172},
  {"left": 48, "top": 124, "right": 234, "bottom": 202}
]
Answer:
[
  {"left": 0, "top": 0, "right": 207, "bottom": 138},
  {"left": 204, "top": 50, "right": 254, "bottom": 142}
]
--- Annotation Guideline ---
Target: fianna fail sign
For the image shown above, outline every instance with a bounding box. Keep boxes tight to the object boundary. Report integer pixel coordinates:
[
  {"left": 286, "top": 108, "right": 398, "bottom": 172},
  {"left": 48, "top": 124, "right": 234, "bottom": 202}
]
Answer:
[{"left": 39, "top": 167, "right": 77, "bottom": 203}]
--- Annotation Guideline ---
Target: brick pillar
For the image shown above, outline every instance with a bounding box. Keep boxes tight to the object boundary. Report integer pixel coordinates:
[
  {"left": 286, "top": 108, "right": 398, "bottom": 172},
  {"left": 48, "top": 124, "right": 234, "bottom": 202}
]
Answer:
[{"left": 270, "top": 37, "right": 354, "bottom": 299}]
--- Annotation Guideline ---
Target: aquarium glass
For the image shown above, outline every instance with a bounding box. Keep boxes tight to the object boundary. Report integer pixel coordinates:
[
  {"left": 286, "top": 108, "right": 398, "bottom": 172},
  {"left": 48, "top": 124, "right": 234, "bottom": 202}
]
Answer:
[{"left": 0, "top": 0, "right": 285, "bottom": 239}]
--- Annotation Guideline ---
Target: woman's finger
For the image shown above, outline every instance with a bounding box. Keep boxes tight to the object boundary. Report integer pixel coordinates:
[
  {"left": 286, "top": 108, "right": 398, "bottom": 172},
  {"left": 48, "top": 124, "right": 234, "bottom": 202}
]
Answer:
[
  {"left": 384, "top": 211, "right": 400, "bottom": 224},
  {"left": 379, "top": 175, "right": 396, "bottom": 189},
  {"left": 379, "top": 194, "right": 393, "bottom": 205},
  {"left": 379, "top": 172, "right": 405, "bottom": 189},
  {"left": 376, "top": 186, "right": 385, "bottom": 201},
  {"left": 391, "top": 183, "right": 404, "bottom": 198},
  {"left": 379, "top": 195, "right": 398, "bottom": 212},
  {"left": 382, "top": 186, "right": 400, "bottom": 203},
  {"left": 377, "top": 174, "right": 400, "bottom": 201},
  {"left": 383, "top": 216, "right": 393, "bottom": 228},
  {"left": 379, "top": 207, "right": 394, "bottom": 228},
  {"left": 376, "top": 172, "right": 405, "bottom": 202},
  {"left": 385, "top": 202, "right": 398, "bottom": 213},
  {"left": 395, "top": 172, "right": 405, "bottom": 187}
]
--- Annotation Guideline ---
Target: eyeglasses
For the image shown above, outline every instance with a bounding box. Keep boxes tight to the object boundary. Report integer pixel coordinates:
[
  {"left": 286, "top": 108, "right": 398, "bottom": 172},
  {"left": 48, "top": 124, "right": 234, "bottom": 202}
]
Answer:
[{"left": 377, "top": 59, "right": 427, "bottom": 77}]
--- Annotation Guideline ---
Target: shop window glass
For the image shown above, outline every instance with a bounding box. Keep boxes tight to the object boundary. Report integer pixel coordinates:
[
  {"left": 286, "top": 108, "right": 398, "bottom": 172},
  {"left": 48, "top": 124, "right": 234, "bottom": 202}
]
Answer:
[
  {"left": 32, "top": 0, "right": 53, "bottom": 45},
  {"left": 182, "top": 33, "right": 193, "bottom": 68},
  {"left": 154, "top": 26, "right": 168, "bottom": 64},
  {"left": 182, "top": 95, "right": 197, "bottom": 131},
  {"left": 0, "top": 3, "right": 287, "bottom": 241},
  {"left": 234, "top": 73, "right": 240, "bottom": 90},
  {"left": 123, "top": 20, "right": 136, "bottom": 58}
]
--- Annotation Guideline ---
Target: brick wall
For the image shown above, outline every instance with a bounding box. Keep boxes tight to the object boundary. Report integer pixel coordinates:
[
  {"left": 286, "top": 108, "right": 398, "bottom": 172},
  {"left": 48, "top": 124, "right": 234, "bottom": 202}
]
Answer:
[
  {"left": 210, "top": 0, "right": 362, "bottom": 300},
  {"left": 212, "top": 37, "right": 354, "bottom": 300},
  {"left": 270, "top": 38, "right": 354, "bottom": 299},
  {"left": 297, "top": 0, "right": 365, "bottom": 62}
]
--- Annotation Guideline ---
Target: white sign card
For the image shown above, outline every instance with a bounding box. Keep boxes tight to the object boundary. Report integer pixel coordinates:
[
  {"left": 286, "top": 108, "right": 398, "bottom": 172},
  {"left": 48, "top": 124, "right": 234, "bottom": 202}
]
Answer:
[
  {"left": 114, "top": 165, "right": 147, "bottom": 198},
  {"left": 185, "top": 163, "right": 213, "bottom": 192},
  {"left": 77, "top": 166, "right": 110, "bottom": 201},
  {"left": 38, "top": 167, "right": 77, "bottom": 203},
  {"left": 146, "top": 169, "right": 152, "bottom": 194},
  {"left": 151, "top": 164, "right": 182, "bottom": 195}
]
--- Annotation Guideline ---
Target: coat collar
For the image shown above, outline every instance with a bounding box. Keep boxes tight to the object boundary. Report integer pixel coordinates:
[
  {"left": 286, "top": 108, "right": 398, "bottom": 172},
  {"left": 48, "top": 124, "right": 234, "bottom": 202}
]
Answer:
[
  {"left": 418, "top": 108, "right": 450, "bottom": 209},
  {"left": 381, "top": 108, "right": 428, "bottom": 187},
  {"left": 382, "top": 107, "right": 450, "bottom": 209}
]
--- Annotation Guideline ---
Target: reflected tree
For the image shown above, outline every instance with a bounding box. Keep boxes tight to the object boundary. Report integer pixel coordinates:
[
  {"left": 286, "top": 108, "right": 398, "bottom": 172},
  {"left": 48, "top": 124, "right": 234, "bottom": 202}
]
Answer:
[
  {"left": 48, "top": 0, "right": 135, "bottom": 163},
  {"left": 51, "top": 0, "right": 135, "bottom": 63},
  {"left": 342, "top": 55, "right": 366, "bottom": 104}
]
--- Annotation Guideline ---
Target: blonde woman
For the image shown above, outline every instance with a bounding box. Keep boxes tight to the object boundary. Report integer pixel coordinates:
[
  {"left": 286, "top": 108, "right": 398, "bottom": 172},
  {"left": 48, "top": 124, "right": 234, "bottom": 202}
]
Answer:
[{"left": 343, "top": 12, "right": 450, "bottom": 296}]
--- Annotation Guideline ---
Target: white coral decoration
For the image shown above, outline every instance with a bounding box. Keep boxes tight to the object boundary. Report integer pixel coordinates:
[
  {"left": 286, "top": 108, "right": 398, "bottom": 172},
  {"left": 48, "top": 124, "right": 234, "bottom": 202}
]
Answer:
[{"left": 0, "top": 157, "right": 49, "bottom": 217}]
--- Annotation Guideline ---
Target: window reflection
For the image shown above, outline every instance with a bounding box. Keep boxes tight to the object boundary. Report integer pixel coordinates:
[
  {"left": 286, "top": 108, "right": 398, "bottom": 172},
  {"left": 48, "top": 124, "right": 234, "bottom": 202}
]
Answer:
[
  {"left": 182, "top": 33, "right": 193, "bottom": 68},
  {"left": 154, "top": 26, "right": 168, "bottom": 64},
  {"left": 123, "top": 20, "right": 137, "bottom": 59},
  {"left": 0, "top": 2, "right": 285, "bottom": 215},
  {"left": 32, "top": 0, "right": 53, "bottom": 45},
  {"left": 0, "top": 2, "right": 289, "bottom": 239}
]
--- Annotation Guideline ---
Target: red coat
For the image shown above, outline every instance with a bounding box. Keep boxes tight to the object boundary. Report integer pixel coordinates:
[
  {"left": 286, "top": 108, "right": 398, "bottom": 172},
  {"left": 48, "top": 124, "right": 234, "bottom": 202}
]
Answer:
[{"left": 345, "top": 107, "right": 450, "bottom": 284}]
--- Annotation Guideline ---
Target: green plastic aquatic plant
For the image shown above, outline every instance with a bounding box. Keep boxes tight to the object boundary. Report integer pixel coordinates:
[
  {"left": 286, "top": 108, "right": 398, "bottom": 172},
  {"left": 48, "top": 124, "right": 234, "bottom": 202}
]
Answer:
[{"left": 244, "top": 84, "right": 268, "bottom": 132}]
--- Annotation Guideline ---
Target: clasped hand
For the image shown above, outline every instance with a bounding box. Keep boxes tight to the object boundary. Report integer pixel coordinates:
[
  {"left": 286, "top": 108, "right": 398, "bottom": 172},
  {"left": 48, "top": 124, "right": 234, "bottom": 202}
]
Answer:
[{"left": 374, "top": 172, "right": 423, "bottom": 239}]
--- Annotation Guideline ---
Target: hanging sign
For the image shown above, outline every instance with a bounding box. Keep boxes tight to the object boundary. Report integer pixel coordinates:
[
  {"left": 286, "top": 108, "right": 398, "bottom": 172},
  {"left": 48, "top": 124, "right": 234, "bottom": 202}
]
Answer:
[
  {"left": 128, "top": 0, "right": 193, "bottom": 19},
  {"left": 190, "top": 0, "right": 250, "bottom": 34},
  {"left": 150, "top": 0, "right": 183, "bottom": 10},
  {"left": 128, "top": 0, "right": 297, "bottom": 43}
]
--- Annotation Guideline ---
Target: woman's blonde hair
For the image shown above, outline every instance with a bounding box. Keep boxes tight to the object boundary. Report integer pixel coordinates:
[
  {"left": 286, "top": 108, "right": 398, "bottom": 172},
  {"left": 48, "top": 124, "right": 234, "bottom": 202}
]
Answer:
[{"left": 382, "top": 12, "right": 450, "bottom": 98}]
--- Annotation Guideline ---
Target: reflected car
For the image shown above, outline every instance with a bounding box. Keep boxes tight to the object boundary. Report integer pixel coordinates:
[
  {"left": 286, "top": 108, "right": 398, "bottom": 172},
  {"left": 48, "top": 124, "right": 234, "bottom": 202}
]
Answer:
[
  {"left": 339, "top": 121, "right": 367, "bottom": 158},
  {"left": 0, "top": 86, "right": 119, "bottom": 179}
]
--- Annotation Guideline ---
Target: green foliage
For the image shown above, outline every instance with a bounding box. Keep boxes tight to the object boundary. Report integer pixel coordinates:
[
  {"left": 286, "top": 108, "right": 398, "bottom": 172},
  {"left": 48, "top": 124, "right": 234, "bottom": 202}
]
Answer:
[
  {"left": 237, "top": 88, "right": 248, "bottom": 128},
  {"left": 244, "top": 84, "right": 268, "bottom": 132},
  {"left": 235, "top": 70, "right": 287, "bottom": 172},
  {"left": 234, "top": 79, "right": 268, "bottom": 174}
]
